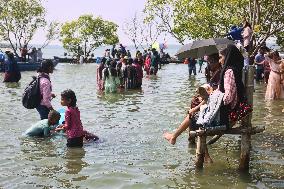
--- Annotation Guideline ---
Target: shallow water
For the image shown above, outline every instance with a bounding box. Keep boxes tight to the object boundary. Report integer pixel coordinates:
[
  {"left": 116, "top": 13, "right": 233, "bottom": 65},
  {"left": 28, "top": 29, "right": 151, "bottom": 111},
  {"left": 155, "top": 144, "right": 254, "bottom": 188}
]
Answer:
[{"left": 0, "top": 63, "right": 283, "bottom": 189}]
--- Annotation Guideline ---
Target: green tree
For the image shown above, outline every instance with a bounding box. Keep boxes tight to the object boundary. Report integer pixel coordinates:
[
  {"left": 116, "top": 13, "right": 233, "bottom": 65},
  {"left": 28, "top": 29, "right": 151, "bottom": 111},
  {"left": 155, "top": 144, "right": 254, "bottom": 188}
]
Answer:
[
  {"left": 276, "top": 32, "right": 284, "bottom": 51},
  {"left": 0, "top": 0, "right": 46, "bottom": 56},
  {"left": 145, "top": 0, "right": 284, "bottom": 55},
  {"left": 60, "top": 15, "right": 119, "bottom": 59}
]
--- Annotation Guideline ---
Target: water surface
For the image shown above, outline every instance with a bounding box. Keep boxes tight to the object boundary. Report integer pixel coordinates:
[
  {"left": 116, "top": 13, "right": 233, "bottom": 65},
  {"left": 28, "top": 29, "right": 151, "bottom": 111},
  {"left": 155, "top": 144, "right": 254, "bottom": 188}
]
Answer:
[{"left": 0, "top": 63, "right": 283, "bottom": 189}]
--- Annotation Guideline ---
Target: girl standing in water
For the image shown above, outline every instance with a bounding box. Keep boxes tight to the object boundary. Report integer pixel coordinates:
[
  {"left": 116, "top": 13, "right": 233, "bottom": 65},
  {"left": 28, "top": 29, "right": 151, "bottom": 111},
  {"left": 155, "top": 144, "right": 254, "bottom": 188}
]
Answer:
[{"left": 56, "top": 89, "right": 84, "bottom": 147}]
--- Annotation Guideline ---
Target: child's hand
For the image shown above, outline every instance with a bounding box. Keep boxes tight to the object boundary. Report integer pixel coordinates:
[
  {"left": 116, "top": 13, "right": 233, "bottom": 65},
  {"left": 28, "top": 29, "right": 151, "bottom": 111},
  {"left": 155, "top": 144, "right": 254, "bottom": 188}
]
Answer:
[
  {"left": 55, "top": 124, "right": 64, "bottom": 131},
  {"left": 55, "top": 127, "right": 64, "bottom": 131},
  {"left": 51, "top": 93, "right": 56, "bottom": 99}
]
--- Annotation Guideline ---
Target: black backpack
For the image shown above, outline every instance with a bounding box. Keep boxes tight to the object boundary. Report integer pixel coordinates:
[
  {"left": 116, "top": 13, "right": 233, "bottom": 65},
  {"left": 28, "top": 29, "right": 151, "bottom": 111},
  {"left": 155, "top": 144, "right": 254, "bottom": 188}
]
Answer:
[{"left": 22, "top": 75, "right": 48, "bottom": 109}]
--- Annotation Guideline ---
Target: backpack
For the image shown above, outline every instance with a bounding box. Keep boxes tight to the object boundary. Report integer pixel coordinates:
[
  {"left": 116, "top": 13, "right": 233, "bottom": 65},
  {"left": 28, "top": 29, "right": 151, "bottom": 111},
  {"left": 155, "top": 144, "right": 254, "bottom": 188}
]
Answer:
[{"left": 22, "top": 75, "right": 48, "bottom": 109}]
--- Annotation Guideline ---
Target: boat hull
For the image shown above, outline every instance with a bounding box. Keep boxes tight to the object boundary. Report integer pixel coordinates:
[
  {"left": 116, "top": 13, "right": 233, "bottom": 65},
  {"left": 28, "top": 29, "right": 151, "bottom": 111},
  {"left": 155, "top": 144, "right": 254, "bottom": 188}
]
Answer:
[{"left": 0, "top": 59, "right": 59, "bottom": 72}]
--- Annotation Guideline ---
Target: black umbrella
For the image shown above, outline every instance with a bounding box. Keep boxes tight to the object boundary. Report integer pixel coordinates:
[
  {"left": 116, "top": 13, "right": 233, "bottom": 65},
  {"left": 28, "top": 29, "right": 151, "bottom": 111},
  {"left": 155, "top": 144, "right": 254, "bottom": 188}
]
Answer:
[{"left": 176, "top": 38, "right": 234, "bottom": 59}]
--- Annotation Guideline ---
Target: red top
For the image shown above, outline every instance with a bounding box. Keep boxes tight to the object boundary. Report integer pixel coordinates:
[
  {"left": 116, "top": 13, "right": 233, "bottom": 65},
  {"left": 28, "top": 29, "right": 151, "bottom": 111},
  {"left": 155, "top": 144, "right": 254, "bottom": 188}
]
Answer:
[{"left": 64, "top": 106, "right": 84, "bottom": 139}]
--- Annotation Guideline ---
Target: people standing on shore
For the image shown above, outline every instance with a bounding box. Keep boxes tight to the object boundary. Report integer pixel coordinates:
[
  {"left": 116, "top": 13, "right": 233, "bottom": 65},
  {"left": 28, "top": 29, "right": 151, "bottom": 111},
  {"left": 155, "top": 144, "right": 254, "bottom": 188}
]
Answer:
[
  {"left": 3, "top": 51, "right": 21, "bottom": 83},
  {"left": 36, "top": 60, "right": 55, "bottom": 120}
]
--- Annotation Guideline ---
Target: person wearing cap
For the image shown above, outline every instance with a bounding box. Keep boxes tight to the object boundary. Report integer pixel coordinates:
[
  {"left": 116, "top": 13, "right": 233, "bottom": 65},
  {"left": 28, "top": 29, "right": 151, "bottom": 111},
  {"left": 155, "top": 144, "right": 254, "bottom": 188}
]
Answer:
[
  {"left": 36, "top": 60, "right": 55, "bottom": 120},
  {"left": 3, "top": 51, "right": 21, "bottom": 82}
]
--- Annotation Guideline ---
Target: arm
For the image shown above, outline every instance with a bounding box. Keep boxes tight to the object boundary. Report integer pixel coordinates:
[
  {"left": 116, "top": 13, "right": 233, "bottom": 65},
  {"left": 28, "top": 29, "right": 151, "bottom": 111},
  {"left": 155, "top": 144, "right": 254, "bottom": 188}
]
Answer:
[
  {"left": 63, "top": 110, "right": 71, "bottom": 130},
  {"left": 40, "top": 78, "right": 53, "bottom": 109},
  {"left": 188, "top": 100, "right": 206, "bottom": 115},
  {"left": 223, "top": 69, "right": 237, "bottom": 106},
  {"left": 43, "top": 127, "right": 51, "bottom": 137}
]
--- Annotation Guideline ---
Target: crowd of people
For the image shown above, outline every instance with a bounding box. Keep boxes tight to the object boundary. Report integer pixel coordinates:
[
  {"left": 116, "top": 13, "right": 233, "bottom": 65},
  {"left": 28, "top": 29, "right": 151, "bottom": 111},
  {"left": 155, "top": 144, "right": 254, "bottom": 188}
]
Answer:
[
  {"left": 97, "top": 46, "right": 162, "bottom": 93},
  {"left": 1, "top": 19, "right": 283, "bottom": 154}
]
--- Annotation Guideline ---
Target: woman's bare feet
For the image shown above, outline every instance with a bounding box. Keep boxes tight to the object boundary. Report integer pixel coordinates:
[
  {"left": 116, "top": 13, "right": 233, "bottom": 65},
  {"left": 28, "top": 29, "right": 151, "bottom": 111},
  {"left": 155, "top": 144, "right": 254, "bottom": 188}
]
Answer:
[{"left": 163, "top": 132, "right": 177, "bottom": 145}]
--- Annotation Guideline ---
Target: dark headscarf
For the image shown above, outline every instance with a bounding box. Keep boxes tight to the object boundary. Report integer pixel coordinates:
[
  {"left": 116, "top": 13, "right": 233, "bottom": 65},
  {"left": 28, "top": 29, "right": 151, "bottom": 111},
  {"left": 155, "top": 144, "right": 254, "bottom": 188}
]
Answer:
[{"left": 219, "top": 44, "right": 245, "bottom": 102}]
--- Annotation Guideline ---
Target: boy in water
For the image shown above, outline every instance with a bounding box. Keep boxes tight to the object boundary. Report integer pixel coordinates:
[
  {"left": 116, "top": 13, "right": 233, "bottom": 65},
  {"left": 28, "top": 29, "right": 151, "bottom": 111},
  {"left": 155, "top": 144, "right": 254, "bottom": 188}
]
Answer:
[{"left": 25, "top": 110, "right": 61, "bottom": 137}]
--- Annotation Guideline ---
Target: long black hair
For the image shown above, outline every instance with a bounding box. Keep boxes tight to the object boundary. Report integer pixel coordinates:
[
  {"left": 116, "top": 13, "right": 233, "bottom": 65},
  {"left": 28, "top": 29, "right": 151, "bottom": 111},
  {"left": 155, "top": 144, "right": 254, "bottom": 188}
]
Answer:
[
  {"left": 98, "top": 57, "right": 106, "bottom": 79},
  {"left": 61, "top": 89, "right": 77, "bottom": 107},
  {"left": 219, "top": 44, "right": 245, "bottom": 102},
  {"left": 104, "top": 60, "right": 117, "bottom": 79}
]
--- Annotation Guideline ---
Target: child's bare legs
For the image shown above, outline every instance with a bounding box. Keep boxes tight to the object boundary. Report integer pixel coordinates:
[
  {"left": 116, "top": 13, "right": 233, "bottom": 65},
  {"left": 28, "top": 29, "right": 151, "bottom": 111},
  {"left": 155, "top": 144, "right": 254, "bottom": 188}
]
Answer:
[{"left": 164, "top": 114, "right": 191, "bottom": 145}]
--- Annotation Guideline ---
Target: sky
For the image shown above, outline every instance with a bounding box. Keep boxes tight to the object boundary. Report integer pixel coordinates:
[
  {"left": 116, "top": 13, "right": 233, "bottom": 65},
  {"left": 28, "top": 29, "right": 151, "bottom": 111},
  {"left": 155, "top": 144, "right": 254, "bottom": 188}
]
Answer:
[{"left": 32, "top": 0, "right": 177, "bottom": 46}]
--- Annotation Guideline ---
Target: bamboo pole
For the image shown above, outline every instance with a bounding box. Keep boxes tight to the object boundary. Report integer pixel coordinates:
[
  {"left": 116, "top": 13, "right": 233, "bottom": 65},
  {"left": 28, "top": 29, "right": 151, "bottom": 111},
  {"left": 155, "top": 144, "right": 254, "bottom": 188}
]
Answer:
[
  {"left": 239, "top": 65, "right": 254, "bottom": 171},
  {"left": 195, "top": 135, "right": 206, "bottom": 169},
  {"left": 188, "top": 125, "right": 264, "bottom": 138}
]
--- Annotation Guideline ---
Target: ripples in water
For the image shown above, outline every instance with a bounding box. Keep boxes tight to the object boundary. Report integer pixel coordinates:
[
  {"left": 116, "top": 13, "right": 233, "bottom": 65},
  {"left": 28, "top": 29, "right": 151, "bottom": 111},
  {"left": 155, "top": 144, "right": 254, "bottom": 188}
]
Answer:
[{"left": 0, "top": 63, "right": 283, "bottom": 188}]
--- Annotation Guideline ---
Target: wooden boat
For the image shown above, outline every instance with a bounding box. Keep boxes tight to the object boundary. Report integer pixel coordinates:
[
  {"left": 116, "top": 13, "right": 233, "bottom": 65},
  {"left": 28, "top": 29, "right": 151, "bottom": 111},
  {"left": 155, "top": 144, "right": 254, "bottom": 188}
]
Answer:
[{"left": 0, "top": 58, "right": 59, "bottom": 72}]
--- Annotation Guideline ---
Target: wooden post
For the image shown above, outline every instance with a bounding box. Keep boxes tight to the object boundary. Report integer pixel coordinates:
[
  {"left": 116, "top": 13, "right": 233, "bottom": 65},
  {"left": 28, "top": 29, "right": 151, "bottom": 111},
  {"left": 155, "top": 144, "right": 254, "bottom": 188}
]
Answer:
[
  {"left": 195, "top": 136, "right": 206, "bottom": 169},
  {"left": 239, "top": 65, "right": 254, "bottom": 171}
]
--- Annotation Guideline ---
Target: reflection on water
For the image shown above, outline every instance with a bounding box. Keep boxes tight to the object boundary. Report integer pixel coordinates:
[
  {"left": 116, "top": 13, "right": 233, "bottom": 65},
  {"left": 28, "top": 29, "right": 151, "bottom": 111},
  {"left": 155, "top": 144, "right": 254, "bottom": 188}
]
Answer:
[{"left": 0, "top": 63, "right": 283, "bottom": 188}]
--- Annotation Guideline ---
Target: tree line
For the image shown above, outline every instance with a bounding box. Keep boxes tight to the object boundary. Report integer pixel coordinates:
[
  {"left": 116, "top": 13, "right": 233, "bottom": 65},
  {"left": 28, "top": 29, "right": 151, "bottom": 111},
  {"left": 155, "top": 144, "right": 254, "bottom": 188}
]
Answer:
[{"left": 0, "top": 0, "right": 283, "bottom": 60}]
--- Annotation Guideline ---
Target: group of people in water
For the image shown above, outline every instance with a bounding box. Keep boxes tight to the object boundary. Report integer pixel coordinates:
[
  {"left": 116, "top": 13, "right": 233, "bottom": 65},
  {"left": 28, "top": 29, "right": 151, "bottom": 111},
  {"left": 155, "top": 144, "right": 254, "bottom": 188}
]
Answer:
[
  {"left": 254, "top": 47, "right": 284, "bottom": 100},
  {"left": 24, "top": 60, "right": 98, "bottom": 147},
  {"left": 97, "top": 48, "right": 161, "bottom": 93}
]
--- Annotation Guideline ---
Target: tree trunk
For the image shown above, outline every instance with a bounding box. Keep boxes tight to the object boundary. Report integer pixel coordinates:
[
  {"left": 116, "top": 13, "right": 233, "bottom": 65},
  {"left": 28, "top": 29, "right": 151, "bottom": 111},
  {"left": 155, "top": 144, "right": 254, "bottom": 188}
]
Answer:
[{"left": 239, "top": 65, "right": 254, "bottom": 171}]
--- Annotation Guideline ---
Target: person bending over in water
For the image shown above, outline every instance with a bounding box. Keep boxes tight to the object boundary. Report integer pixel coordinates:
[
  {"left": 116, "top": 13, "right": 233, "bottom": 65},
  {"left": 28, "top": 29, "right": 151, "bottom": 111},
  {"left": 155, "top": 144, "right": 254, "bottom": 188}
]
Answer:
[{"left": 25, "top": 110, "right": 61, "bottom": 137}]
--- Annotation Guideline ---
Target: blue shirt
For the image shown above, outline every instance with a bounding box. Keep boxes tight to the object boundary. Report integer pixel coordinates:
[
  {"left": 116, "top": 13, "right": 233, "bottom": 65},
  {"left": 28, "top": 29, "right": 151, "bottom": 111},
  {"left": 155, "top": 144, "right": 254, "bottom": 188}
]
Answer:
[
  {"left": 25, "top": 119, "right": 56, "bottom": 137},
  {"left": 255, "top": 53, "right": 265, "bottom": 69},
  {"left": 228, "top": 27, "right": 243, "bottom": 41},
  {"left": 188, "top": 58, "right": 196, "bottom": 67}
]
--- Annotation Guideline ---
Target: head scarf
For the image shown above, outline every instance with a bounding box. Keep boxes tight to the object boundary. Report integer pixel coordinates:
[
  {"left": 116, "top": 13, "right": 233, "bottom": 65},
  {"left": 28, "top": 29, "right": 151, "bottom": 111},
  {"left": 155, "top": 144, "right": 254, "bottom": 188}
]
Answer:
[{"left": 219, "top": 44, "right": 245, "bottom": 102}]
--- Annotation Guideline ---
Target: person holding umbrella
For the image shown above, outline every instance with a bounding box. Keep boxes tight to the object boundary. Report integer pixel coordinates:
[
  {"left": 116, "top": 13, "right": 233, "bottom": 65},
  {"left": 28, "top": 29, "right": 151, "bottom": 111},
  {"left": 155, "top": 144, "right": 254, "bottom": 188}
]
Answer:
[{"left": 164, "top": 44, "right": 246, "bottom": 163}]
